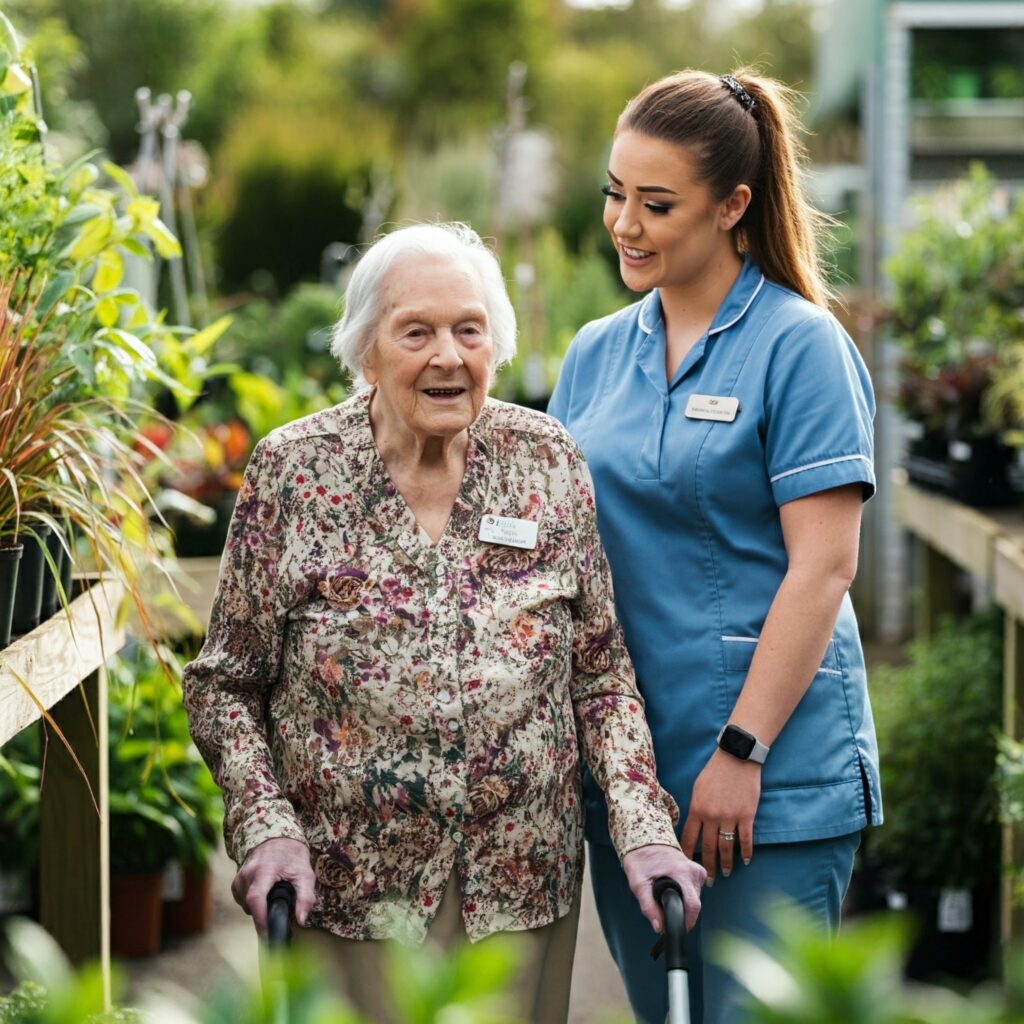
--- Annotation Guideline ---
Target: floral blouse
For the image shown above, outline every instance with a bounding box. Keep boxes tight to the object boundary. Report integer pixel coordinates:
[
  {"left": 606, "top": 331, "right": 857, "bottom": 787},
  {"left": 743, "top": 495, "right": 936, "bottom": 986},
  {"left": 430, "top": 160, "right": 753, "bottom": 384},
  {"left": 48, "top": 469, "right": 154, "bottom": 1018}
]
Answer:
[{"left": 183, "top": 393, "right": 678, "bottom": 943}]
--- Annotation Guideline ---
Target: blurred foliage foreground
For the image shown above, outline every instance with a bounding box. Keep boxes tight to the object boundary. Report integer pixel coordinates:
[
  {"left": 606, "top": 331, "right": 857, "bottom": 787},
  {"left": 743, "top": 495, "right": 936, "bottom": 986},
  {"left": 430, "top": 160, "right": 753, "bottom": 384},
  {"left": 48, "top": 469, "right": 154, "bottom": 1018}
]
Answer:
[{"left": 4, "top": 903, "right": 1024, "bottom": 1023}]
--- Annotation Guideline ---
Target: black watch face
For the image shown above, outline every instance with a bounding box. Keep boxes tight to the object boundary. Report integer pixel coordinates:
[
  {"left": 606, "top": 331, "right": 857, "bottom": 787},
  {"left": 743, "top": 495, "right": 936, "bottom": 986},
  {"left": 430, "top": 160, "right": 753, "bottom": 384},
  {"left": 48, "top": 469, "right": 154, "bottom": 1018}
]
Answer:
[{"left": 720, "top": 726, "right": 755, "bottom": 760}]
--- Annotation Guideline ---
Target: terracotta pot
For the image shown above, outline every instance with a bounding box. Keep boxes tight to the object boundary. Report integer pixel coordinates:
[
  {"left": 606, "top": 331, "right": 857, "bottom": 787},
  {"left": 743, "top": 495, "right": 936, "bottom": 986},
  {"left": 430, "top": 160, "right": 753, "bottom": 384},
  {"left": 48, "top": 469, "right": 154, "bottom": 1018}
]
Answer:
[
  {"left": 162, "top": 863, "right": 212, "bottom": 937},
  {"left": 0, "top": 544, "right": 23, "bottom": 650},
  {"left": 110, "top": 870, "right": 164, "bottom": 957}
]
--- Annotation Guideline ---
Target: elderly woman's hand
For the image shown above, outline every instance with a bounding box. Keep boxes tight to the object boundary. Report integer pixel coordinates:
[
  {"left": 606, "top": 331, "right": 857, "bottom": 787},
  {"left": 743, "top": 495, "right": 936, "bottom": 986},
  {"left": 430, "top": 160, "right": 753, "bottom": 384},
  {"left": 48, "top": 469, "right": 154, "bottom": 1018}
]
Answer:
[
  {"left": 620, "top": 844, "right": 706, "bottom": 935},
  {"left": 231, "top": 837, "right": 317, "bottom": 937}
]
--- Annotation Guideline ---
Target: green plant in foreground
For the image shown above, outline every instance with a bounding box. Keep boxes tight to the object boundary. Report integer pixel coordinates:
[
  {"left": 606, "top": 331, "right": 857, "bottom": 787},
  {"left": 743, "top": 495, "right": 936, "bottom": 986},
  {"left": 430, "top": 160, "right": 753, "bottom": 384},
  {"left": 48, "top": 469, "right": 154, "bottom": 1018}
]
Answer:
[
  {"left": 0, "top": 918, "right": 139, "bottom": 1023},
  {"left": 713, "top": 902, "right": 1017, "bottom": 1024},
  {"left": 1, "top": 916, "right": 529, "bottom": 1023}
]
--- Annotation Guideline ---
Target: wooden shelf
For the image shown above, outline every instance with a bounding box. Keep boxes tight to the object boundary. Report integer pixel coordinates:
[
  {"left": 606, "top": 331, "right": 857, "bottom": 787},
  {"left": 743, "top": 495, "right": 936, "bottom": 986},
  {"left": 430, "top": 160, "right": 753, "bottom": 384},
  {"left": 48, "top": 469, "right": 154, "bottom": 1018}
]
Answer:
[
  {"left": 0, "top": 559, "right": 221, "bottom": 996},
  {"left": 0, "top": 577, "right": 125, "bottom": 747},
  {"left": 892, "top": 472, "right": 1024, "bottom": 947}
]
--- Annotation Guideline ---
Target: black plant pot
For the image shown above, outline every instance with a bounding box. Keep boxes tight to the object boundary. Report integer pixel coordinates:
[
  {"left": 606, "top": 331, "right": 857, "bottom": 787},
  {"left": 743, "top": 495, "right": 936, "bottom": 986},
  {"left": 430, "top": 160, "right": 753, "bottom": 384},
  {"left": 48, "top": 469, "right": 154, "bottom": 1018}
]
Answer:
[
  {"left": 902, "top": 883, "right": 998, "bottom": 984},
  {"left": 38, "top": 523, "right": 67, "bottom": 621},
  {"left": 59, "top": 522, "right": 74, "bottom": 605},
  {"left": 0, "top": 544, "right": 23, "bottom": 650},
  {"left": 11, "top": 524, "right": 51, "bottom": 635},
  {"left": 904, "top": 431, "right": 1019, "bottom": 507}
]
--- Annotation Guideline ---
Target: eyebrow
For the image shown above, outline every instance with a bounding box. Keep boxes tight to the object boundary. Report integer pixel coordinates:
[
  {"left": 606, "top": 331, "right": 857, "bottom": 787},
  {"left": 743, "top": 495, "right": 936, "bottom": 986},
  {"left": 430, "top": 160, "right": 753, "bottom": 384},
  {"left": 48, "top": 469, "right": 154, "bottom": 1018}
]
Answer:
[
  {"left": 392, "top": 306, "right": 488, "bottom": 325},
  {"left": 607, "top": 170, "right": 678, "bottom": 196}
]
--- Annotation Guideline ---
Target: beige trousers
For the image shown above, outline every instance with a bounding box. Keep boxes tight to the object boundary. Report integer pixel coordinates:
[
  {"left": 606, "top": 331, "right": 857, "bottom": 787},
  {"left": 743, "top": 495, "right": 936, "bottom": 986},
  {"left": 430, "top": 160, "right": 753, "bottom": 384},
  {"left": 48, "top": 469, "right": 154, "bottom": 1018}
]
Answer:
[{"left": 296, "top": 872, "right": 581, "bottom": 1023}]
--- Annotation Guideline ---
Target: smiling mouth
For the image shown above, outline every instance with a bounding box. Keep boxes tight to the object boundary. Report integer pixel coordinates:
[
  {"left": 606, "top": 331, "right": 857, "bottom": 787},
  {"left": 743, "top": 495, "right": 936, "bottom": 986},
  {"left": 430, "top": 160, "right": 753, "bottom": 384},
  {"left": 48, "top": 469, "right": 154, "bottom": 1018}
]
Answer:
[
  {"left": 621, "top": 244, "right": 654, "bottom": 259},
  {"left": 423, "top": 387, "right": 466, "bottom": 397}
]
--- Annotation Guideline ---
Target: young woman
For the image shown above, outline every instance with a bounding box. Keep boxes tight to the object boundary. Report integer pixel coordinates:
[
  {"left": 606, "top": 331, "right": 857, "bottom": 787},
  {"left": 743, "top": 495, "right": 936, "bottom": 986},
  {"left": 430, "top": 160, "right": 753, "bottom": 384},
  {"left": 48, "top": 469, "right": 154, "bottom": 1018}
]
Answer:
[{"left": 548, "top": 70, "right": 880, "bottom": 1024}]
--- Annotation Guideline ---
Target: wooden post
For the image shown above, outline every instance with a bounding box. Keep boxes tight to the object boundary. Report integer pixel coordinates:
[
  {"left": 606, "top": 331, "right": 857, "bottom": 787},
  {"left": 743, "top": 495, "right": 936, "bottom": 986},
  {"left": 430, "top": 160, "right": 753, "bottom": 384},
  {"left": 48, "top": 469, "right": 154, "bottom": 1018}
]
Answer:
[
  {"left": 914, "top": 536, "right": 958, "bottom": 638},
  {"left": 39, "top": 665, "right": 110, "bottom": 1006},
  {"left": 1003, "top": 614, "right": 1024, "bottom": 951}
]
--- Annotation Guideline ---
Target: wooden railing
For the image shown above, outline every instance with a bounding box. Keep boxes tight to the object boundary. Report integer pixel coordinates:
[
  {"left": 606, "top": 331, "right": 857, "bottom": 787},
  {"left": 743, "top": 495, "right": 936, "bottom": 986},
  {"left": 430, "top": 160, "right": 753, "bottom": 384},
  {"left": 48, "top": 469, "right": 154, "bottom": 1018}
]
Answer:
[
  {"left": 892, "top": 472, "right": 1024, "bottom": 948},
  {"left": 0, "top": 556, "right": 222, "bottom": 1002},
  {"left": 0, "top": 578, "right": 125, "bottom": 1005}
]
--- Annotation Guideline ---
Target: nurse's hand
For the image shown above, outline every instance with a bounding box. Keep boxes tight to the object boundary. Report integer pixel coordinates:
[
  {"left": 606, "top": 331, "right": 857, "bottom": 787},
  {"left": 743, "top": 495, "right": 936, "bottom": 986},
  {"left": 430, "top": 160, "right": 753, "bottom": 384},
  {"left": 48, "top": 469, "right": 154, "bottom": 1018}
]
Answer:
[
  {"left": 621, "top": 843, "right": 706, "bottom": 934},
  {"left": 680, "top": 750, "right": 761, "bottom": 885}
]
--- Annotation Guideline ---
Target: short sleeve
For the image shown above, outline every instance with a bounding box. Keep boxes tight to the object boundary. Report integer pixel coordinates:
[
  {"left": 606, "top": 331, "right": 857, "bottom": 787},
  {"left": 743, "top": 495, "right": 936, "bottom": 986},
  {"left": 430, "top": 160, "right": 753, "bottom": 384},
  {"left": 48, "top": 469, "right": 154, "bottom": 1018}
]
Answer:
[{"left": 764, "top": 312, "right": 876, "bottom": 507}]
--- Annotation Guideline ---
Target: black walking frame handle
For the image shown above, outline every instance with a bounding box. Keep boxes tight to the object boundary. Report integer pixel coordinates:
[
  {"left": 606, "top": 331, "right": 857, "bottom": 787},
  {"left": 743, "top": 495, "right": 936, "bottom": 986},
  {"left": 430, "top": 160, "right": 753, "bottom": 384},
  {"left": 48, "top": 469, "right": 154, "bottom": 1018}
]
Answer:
[
  {"left": 650, "top": 876, "right": 687, "bottom": 970},
  {"left": 267, "top": 880, "right": 297, "bottom": 949}
]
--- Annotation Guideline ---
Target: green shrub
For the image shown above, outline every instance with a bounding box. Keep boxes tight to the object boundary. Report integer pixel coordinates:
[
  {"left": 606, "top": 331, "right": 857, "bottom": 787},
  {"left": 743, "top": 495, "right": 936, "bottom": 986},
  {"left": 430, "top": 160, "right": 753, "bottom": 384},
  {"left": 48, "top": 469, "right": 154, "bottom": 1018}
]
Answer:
[
  {"left": 870, "top": 610, "right": 1003, "bottom": 889},
  {"left": 211, "top": 107, "right": 393, "bottom": 294}
]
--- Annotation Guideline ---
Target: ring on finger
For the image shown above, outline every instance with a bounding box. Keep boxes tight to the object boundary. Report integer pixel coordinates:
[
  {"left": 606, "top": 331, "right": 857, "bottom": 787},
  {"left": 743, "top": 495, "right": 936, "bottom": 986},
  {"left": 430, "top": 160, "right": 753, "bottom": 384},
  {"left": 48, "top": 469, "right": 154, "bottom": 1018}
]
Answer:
[{"left": 718, "top": 829, "right": 736, "bottom": 841}]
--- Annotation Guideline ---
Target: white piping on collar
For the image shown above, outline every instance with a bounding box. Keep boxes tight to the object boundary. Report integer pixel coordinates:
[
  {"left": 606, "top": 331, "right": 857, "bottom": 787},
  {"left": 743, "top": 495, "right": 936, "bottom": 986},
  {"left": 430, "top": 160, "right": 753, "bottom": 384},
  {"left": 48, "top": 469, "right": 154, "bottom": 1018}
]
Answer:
[
  {"left": 708, "top": 274, "right": 765, "bottom": 336},
  {"left": 638, "top": 293, "right": 657, "bottom": 334},
  {"left": 636, "top": 274, "right": 766, "bottom": 337}
]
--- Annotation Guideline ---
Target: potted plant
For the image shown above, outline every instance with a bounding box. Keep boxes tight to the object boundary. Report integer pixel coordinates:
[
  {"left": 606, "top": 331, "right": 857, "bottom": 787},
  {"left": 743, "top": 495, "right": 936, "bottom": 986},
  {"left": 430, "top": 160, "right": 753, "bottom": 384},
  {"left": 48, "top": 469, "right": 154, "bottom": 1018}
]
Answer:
[
  {"left": 885, "top": 164, "right": 1024, "bottom": 507},
  {"left": 0, "top": 18, "right": 231, "bottom": 648},
  {"left": 869, "top": 608, "right": 1003, "bottom": 982},
  {"left": 107, "top": 647, "right": 223, "bottom": 948},
  {"left": 107, "top": 663, "right": 184, "bottom": 959}
]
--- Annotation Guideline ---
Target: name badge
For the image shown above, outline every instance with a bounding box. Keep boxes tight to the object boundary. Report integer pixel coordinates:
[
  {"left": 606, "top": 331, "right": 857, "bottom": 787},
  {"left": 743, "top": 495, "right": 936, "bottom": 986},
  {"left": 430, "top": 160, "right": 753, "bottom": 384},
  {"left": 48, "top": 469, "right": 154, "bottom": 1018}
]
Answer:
[
  {"left": 685, "top": 393, "right": 740, "bottom": 422},
  {"left": 479, "top": 514, "right": 538, "bottom": 550}
]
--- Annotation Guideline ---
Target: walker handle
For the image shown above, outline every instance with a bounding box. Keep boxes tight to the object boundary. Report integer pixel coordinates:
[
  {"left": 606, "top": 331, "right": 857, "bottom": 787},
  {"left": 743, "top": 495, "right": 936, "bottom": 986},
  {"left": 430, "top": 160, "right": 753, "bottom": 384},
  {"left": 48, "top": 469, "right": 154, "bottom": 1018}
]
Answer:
[
  {"left": 267, "top": 880, "right": 296, "bottom": 949},
  {"left": 652, "top": 876, "right": 687, "bottom": 971}
]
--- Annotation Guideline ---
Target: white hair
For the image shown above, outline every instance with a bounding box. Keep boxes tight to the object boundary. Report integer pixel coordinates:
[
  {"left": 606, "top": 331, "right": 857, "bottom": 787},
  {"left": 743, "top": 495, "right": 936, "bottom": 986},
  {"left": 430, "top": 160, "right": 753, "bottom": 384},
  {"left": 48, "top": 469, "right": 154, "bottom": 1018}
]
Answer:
[{"left": 330, "top": 222, "right": 517, "bottom": 388}]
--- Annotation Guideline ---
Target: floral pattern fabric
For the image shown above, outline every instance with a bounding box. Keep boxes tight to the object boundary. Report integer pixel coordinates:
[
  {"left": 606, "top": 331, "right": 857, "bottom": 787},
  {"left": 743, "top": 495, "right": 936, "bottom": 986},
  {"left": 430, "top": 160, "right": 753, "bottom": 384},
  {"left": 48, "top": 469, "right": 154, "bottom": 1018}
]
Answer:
[{"left": 183, "top": 393, "right": 678, "bottom": 943}]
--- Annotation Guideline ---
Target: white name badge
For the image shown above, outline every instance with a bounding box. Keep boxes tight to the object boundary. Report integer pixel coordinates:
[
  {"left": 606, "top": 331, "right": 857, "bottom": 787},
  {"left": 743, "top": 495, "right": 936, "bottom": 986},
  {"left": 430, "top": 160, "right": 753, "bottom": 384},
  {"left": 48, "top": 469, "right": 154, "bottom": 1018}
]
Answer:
[
  {"left": 478, "top": 514, "right": 538, "bottom": 550},
  {"left": 685, "top": 393, "right": 740, "bottom": 422}
]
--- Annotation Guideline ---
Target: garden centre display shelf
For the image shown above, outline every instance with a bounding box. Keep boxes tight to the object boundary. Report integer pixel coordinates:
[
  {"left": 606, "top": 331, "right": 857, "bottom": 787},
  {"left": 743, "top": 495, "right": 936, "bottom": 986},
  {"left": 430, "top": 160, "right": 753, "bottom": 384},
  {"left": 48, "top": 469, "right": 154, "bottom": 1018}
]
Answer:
[
  {"left": 0, "top": 577, "right": 125, "bottom": 1005},
  {"left": 892, "top": 471, "right": 1024, "bottom": 952},
  {"left": 0, "top": 558, "right": 220, "bottom": 1002}
]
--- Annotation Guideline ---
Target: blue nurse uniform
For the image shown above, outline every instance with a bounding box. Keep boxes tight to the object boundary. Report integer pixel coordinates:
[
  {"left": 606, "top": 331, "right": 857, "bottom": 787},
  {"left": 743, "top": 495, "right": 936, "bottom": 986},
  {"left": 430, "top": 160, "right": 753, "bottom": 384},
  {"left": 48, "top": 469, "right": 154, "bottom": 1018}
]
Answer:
[{"left": 548, "top": 256, "right": 881, "bottom": 1023}]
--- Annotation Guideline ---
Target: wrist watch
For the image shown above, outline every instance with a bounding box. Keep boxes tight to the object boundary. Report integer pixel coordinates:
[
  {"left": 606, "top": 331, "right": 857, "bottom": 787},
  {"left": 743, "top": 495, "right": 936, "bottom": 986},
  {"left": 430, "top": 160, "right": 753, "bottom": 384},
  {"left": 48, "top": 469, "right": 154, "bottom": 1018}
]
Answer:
[{"left": 717, "top": 723, "right": 770, "bottom": 765}]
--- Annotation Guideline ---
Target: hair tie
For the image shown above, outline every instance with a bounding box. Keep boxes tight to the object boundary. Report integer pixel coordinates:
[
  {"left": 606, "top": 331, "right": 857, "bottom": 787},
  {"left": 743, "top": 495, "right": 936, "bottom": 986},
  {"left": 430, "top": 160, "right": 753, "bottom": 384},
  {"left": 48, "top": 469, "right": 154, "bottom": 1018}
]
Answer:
[{"left": 720, "top": 74, "right": 756, "bottom": 113}]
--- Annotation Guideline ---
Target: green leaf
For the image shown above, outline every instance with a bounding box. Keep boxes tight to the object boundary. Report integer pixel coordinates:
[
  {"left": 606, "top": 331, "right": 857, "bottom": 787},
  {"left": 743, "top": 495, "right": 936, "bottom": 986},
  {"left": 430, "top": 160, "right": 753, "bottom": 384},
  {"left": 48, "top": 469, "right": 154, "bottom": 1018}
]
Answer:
[
  {"left": 96, "top": 327, "right": 158, "bottom": 368},
  {"left": 93, "top": 250, "right": 124, "bottom": 293},
  {"left": 143, "top": 216, "right": 182, "bottom": 259},
  {"left": 182, "top": 314, "right": 232, "bottom": 358},
  {"left": 120, "top": 237, "right": 150, "bottom": 259},
  {"left": 62, "top": 212, "right": 112, "bottom": 261},
  {"left": 101, "top": 160, "right": 139, "bottom": 199},
  {"left": 36, "top": 269, "right": 76, "bottom": 313},
  {"left": 0, "top": 11, "right": 20, "bottom": 61},
  {"left": 96, "top": 296, "right": 119, "bottom": 327}
]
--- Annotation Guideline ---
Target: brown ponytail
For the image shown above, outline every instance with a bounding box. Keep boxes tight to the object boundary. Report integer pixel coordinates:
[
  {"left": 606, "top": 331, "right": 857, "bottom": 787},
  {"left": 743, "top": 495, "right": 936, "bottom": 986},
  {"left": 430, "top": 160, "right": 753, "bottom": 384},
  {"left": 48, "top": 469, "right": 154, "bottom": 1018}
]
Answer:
[{"left": 617, "top": 67, "right": 834, "bottom": 308}]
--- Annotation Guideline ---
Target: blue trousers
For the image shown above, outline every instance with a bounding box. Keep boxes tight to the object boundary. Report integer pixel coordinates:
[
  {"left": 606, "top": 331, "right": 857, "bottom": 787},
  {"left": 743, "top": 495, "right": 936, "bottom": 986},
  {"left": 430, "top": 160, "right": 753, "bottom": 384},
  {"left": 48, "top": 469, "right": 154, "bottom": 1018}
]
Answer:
[{"left": 588, "top": 832, "right": 860, "bottom": 1024}]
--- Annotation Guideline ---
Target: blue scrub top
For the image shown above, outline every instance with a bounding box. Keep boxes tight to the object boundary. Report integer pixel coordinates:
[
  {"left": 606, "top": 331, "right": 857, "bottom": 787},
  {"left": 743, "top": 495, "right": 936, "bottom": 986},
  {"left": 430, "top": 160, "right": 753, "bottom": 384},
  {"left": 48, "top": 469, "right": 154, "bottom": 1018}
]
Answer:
[{"left": 548, "top": 256, "right": 882, "bottom": 846}]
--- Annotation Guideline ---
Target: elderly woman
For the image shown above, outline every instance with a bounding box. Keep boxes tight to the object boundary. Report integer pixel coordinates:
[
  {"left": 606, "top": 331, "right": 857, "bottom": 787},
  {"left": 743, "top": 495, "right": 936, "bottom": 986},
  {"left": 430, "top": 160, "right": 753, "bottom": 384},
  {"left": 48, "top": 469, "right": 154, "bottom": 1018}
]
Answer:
[{"left": 182, "top": 222, "right": 704, "bottom": 1023}]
